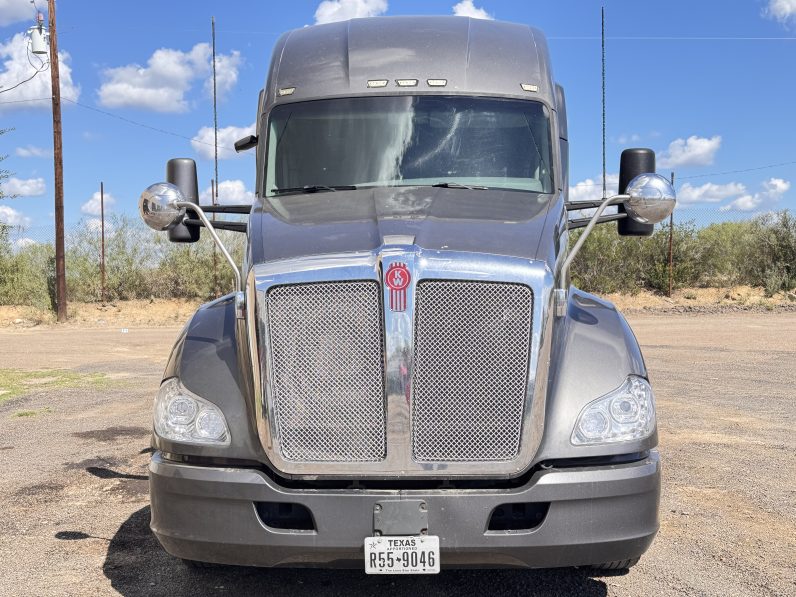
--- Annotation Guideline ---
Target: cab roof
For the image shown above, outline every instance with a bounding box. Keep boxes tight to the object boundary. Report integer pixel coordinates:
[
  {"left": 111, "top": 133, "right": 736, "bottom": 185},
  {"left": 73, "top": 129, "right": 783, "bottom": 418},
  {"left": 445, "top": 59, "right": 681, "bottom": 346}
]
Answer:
[{"left": 262, "top": 16, "right": 556, "bottom": 111}]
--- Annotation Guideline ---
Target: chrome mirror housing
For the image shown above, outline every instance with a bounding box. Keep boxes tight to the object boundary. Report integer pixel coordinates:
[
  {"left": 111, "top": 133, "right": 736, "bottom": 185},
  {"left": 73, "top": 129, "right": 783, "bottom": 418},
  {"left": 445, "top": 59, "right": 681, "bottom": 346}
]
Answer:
[
  {"left": 623, "top": 173, "right": 676, "bottom": 225},
  {"left": 139, "top": 182, "right": 187, "bottom": 231}
]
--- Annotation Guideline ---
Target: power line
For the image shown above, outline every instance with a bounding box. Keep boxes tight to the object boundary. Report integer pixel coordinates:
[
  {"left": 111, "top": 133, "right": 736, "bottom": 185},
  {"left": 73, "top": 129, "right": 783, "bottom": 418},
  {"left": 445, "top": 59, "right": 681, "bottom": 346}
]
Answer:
[
  {"left": 549, "top": 36, "right": 796, "bottom": 41},
  {"left": 0, "top": 43, "right": 49, "bottom": 95},
  {"left": 574, "top": 158, "right": 796, "bottom": 188},
  {"left": 0, "top": 97, "right": 50, "bottom": 104},
  {"left": 59, "top": 97, "right": 246, "bottom": 153},
  {"left": 0, "top": 68, "right": 44, "bottom": 94},
  {"left": 0, "top": 96, "right": 251, "bottom": 156},
  {"left": 678, "top": 161, "right": 796, "bottom": 180}
]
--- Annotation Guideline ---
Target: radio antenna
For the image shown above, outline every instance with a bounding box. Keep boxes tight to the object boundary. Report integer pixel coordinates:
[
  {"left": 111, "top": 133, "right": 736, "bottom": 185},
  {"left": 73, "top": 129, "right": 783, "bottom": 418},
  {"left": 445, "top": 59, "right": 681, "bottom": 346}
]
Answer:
[{"left": 601, "top": 5, "right": 607, "bottom": 199}]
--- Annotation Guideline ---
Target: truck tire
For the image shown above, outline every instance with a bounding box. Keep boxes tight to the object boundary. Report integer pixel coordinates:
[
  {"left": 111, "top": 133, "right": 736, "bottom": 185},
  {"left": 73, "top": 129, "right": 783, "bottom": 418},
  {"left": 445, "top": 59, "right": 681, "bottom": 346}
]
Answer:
[{"left": 590, "top": 557, "right": 640, "bottom": 571}]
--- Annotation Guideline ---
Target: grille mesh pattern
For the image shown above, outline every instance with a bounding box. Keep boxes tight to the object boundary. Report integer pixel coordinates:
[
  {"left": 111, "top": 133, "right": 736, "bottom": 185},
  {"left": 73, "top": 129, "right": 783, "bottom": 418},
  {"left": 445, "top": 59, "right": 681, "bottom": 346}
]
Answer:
[
  {"left": 266, "top": 282, "right": 386, "bottom": 462},
  {"left": 412, "top": 281, "right": 533, "bottom": 462}
]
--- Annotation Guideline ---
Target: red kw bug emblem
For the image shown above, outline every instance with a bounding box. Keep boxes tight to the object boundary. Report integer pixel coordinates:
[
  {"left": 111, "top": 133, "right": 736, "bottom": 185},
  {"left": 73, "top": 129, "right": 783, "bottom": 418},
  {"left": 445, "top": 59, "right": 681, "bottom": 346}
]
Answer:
[{"left": 385, "top": 262, "right": 411, "bottom": 312}]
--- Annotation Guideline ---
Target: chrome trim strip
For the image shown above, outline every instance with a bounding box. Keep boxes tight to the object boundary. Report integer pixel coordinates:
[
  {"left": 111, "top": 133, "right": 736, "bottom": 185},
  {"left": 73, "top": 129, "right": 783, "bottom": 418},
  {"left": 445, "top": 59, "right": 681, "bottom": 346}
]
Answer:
[{"left": 251, "top": 246, "right": 553, "bottom": 478}]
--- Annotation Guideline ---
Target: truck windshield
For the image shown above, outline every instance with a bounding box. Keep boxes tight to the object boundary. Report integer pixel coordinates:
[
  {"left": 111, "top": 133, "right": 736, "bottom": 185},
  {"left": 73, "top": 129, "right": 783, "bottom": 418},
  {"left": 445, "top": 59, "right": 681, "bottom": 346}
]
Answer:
[{"left": 265, "top": 96, "right": 554, "bottom": 196}]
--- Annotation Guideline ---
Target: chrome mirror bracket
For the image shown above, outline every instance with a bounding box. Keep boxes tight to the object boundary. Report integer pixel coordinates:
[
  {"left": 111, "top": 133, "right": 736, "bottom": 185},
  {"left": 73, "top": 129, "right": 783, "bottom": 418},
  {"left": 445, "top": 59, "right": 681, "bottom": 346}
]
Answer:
[
  {"left": 556, "top": 193, "right": 628, "bottom": 317},
  {"left": 173, "top": 201, "right": 245, "bottom": 318}
]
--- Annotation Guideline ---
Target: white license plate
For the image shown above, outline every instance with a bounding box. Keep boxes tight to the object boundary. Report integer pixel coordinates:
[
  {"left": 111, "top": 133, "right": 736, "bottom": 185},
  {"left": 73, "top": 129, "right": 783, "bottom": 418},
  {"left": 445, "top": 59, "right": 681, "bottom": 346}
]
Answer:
[{"left": 364, "top": 535, "right": 440, "bottom": 574}]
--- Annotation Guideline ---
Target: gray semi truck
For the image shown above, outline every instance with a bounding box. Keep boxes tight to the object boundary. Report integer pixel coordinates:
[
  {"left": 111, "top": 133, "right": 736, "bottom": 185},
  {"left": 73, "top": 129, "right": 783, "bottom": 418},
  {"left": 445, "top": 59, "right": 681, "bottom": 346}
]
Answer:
[{"left": 139, "top": 16, "right": 676, "bottom": 574}]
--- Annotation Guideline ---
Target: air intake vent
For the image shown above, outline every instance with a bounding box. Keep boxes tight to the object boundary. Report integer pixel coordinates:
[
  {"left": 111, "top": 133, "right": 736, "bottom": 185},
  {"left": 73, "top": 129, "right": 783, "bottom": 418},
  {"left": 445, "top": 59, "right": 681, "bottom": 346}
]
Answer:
[
  {"left": 411, "top": 280, "right": 533, "bottom": 462},
  {"left": 266, "top": 282, "right": 386, "bottom": 462}
]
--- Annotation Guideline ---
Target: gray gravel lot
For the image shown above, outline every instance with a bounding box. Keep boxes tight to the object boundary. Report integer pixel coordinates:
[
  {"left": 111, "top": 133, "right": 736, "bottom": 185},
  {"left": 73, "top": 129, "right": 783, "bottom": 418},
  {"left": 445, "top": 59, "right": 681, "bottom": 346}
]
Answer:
[{"left": 0, "top": 313, "right": 794, "bottom": 596}]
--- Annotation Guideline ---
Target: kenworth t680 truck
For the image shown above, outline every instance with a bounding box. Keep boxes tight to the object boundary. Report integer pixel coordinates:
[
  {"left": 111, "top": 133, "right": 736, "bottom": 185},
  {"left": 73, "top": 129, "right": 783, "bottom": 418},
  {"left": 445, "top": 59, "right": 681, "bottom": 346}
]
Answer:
[{"left": 139, "top": 16, "right": 675, "bottom": 573}]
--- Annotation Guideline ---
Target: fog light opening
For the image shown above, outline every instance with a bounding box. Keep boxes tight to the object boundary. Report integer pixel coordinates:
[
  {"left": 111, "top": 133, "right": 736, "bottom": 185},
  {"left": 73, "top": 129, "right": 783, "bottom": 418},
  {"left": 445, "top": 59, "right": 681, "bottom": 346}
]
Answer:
[
  {"left": 487, "top": 502, "right": 550, "bottom": 532},
  {"left": 255, "top": 502, "right": 316, "bottom": 531}
]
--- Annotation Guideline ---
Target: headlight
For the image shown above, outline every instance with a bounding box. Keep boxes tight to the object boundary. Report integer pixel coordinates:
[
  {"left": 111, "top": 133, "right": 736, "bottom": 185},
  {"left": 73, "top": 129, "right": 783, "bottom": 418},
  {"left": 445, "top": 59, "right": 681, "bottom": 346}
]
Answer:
[
  {"left": 571, "top": 376, "right": 656, "bottom": 445},
  {"left": 154, "top": 378, "right": 230, "bottom": 445}
]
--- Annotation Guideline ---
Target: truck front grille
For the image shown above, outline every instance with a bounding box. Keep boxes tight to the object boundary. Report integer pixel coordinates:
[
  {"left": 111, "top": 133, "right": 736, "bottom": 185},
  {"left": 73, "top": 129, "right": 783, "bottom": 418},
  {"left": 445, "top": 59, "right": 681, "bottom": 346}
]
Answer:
[
  {"left": 411, "top": 280, "right": 533, "bottom": 462},
  {"left": 266, "top": 281, "right": 386, "bottom": 462}
]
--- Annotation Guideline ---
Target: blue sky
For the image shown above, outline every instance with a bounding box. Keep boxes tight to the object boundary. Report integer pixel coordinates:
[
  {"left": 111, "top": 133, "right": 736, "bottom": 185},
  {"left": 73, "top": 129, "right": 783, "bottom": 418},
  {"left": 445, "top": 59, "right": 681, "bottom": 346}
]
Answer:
[{"left": 1, "top": 0, "right": 795, "bottom": 235}]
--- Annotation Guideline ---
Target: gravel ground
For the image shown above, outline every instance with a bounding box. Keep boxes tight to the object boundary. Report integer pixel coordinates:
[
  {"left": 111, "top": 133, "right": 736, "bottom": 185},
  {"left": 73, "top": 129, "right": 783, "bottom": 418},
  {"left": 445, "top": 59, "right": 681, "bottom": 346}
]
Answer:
[{"left": 0, "top": 313, "right": 794, "bottom": 597}]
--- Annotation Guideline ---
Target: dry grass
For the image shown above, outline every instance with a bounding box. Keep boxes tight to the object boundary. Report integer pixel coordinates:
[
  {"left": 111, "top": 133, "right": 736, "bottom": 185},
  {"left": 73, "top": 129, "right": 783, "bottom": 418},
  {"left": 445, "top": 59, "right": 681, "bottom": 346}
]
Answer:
[
  {"left": 607, "top": 285, "right": 796, "bottom": 312},
  {"left": 0, "top": 299, "right": 202, "bottom": 328},
  {"left": 1, "top": 287, "right": 794, "bottom": 329}
]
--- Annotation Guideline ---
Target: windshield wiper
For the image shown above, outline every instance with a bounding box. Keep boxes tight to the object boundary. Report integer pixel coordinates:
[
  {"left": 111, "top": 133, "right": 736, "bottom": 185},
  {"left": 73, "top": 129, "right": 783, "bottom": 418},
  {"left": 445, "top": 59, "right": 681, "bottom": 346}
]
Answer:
[
  {"left": 271, "top": 184, "right": 358, "bottom": 195},
  {"left": 431, "top": 182, "right": 488, "bottom": 190}
]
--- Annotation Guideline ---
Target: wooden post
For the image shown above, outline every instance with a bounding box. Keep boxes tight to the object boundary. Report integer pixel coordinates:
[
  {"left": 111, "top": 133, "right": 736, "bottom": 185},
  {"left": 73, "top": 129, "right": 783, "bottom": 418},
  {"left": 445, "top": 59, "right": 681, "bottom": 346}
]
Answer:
[
  {"left": 100, "top": 181, "right": 106, "bottom": 303},
  {"left": 48, "top": 0, "right": 67, "bottom": 321},
  {"left": 668, "top": 171, "right": 675, "bottom": 298}
]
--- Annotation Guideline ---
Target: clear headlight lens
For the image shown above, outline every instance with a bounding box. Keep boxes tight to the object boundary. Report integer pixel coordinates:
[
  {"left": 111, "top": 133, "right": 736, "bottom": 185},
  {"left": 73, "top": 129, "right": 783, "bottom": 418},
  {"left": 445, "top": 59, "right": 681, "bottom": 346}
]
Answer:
[
  {"left": 571, "top": 376, "right": 656, "bottom": 445},
  {"left": 154, "top": 378, "right": 230, "bottom": 445}
]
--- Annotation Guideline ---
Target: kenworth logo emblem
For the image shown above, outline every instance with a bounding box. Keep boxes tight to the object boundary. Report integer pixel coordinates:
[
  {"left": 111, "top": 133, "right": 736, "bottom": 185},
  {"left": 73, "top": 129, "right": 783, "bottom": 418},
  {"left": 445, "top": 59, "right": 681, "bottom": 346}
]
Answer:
[{"left": 385, "top": 262, "right": 411, "bottom": 312}]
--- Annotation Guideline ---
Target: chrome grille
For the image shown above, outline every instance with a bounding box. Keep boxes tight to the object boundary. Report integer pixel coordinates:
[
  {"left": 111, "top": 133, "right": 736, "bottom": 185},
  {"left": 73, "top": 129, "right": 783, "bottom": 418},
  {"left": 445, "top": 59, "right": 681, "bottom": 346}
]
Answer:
[
  {"left": 411, "top": 281, "right": 533, "bottom": 462},
  {"left": 266, "top": 282, "right": 386, "bottom": 462}
]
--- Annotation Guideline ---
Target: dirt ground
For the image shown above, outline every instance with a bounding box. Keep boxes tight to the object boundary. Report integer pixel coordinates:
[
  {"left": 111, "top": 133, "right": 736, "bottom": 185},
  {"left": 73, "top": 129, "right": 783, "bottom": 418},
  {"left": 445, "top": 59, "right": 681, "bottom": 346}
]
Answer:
[{"left": 0, "top": 312, "right": 794, "bottom": 596}]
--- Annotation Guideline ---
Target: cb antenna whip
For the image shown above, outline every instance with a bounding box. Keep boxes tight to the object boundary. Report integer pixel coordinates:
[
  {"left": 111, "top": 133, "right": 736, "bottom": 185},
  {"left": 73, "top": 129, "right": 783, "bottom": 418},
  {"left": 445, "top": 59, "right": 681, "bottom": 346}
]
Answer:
[{"left": 601, "top": 5, "right": 607, "bottom": 199}]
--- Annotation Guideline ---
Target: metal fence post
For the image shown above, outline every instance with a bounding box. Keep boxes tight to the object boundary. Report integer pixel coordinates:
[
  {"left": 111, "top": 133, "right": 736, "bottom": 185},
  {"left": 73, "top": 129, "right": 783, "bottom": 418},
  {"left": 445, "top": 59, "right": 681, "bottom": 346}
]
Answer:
[{"left": 668, "top": 171, "right": 675, "bottom": 297}]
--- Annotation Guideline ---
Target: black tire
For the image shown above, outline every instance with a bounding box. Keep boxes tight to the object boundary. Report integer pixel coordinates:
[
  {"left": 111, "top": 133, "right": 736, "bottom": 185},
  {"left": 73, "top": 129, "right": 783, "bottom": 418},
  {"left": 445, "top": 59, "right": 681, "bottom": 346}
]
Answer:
[{"left": 590, "top": 557, "right": 640, "bottom": 571}]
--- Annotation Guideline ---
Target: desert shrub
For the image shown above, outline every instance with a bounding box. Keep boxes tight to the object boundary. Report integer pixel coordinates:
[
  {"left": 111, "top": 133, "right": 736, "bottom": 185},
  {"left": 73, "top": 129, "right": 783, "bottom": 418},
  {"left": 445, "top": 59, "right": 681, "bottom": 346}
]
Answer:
[
  {"left": 3, "top": 208, "right": 796, "bottom": 308},
  {"left": 745, "top": 211, "right": 796, "bottom": 294},
  {"left": 0, "top": 224, "right": 55, "bottom": 309},
  {"left": 569, "top": 225, "right": 646, "bottom": 294},
  {"left": 695, "top": 221, "right": 755, "bottom": 287}
]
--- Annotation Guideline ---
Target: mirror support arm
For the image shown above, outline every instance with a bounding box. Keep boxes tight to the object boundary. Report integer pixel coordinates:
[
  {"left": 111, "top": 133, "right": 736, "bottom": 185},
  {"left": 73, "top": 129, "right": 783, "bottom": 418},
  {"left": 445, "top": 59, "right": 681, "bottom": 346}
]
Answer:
[
  {"left": 175, "top": 201, "right": 245, "bottom": 318},
  {"left": 555, "top": 194, "right": 628, "bottom": 317}
]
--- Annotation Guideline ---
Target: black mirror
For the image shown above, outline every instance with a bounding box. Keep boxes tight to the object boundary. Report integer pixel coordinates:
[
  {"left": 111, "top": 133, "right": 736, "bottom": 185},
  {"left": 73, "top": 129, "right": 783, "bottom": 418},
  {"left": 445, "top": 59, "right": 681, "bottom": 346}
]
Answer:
[
  {"left": 234, "top": 135, "right": 258, "bottom": 153},
  {"left": 165, "top": 158, "right": 200, "bottom": 243},
  {"left": 617, "top": 148, "right": 656, "bottom": 237}
]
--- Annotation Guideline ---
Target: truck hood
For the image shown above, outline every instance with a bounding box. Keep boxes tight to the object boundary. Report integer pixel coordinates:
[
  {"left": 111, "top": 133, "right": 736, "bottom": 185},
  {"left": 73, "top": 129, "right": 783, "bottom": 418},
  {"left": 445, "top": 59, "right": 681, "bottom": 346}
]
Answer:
[{"left": 250, "top": 186, "right": 556, "bottom": 264}]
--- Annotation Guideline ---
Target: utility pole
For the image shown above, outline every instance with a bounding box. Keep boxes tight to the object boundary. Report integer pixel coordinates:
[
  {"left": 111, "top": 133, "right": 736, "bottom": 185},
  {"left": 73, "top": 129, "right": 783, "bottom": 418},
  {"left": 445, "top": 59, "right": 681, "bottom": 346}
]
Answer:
[
  {"left": 48, "top": 0, "right": 67, "bottom": 321},
  {"left": 100, "top": 181, "right": 106, "bottom": 304}
]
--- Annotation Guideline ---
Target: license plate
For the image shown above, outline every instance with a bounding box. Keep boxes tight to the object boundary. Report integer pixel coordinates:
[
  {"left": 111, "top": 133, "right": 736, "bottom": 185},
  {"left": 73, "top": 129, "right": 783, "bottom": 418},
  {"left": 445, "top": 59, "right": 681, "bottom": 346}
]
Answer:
[{"left": 364, "top": 535, "right": 440, "bottom": 574}]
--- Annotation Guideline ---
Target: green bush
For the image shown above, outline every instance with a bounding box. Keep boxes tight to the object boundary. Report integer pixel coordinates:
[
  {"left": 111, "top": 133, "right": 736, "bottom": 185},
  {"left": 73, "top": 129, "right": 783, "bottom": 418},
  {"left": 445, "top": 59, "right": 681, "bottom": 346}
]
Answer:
[
  {"left": 2, "top": 209, "right": 795, "bottom": 309},
  {"left": 571, "top": 210, "right": 796, "bottom": 295}
]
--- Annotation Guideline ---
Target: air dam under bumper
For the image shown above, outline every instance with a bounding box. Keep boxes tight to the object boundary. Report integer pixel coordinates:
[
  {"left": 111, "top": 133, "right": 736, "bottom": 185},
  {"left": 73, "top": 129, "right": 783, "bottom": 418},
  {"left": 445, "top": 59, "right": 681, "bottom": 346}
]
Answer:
[{"left": 149, "top": 451, "right": 660, "bottom": 569}]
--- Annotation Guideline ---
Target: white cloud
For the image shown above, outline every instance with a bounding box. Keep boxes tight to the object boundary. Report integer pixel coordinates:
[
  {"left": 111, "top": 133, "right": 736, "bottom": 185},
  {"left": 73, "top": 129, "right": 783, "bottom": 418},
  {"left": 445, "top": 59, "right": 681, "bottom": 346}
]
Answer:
[
  {"left": 657, "top": 135, "right": 721, "bottom": 169},
  {"left": 4, "top": 176, "right": 45, "bottom": 196},
  {"left": 97, "top": 43, "right": 241, "bottom": 113},
  {"left": 0, "top": 33, "right": 80, "bottom": 110},
  {"left": 677, "top": 181, "right": 746, "bottom": 205},
  {"left": 199, "top": 179, "right": 254, "bottom": 206},
  {"left": 0, "top": 204, "right": 31, "bottom": 226},
  {"left": 191, "top": 122, "right": 255, "bottom": 160},
  {"left": 762, "top": 177, "right": 790, "bottom": 195},
  {"left": 721, "top": 177, "right": 790, "bottom": 212},
  {"left": 203, "top": 50, "right": 241, "bottom": 98},
  {"left": 615, "top": 133, "right": 641, "bottom": 145},
  {"left": 569, "top": 173, "right": 619, "bottom": 203},
  {"left": 766, "top": 0, "right": 796, "bottom": 23},
  {"left": 15, "top": 145, "right": 51, "bottom": 158},
  {"left": 13, "top": 237, "right": 37, "bottom": 249},
  {"left": 85, "top": 217, "right": 113, "bottom": 234},
  {"left": 0, "top": 0, "right": 35, "bottom": 27},
  {"left": 452, "top": 0, "right": 493, "bottom": 19},
  {"left": 314, "top": 0, "right": 388, "bottom": 24},
  {"left": 80, "top": 190, "right": 116, "bottom": 216}
]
